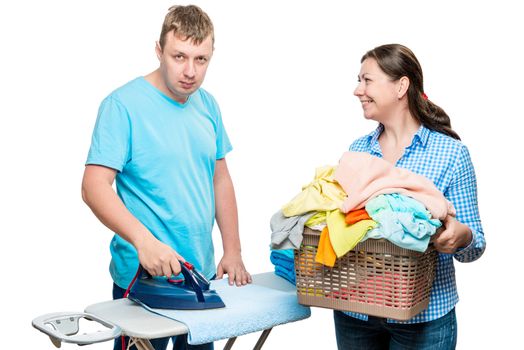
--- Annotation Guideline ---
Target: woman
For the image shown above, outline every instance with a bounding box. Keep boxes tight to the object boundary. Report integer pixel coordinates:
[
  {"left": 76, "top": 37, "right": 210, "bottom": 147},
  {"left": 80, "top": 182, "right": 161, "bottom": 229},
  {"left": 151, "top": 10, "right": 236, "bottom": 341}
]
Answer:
[{"left": 334, "top": 44, "right": 486, "bottom": 349}]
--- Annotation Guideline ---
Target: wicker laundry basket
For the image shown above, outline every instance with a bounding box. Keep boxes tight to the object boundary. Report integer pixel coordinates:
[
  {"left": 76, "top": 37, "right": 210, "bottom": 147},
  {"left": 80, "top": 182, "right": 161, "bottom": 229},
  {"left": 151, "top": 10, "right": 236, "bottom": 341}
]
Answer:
[{"left": 295, "top": 227, "right": 438, "bottom": 320}]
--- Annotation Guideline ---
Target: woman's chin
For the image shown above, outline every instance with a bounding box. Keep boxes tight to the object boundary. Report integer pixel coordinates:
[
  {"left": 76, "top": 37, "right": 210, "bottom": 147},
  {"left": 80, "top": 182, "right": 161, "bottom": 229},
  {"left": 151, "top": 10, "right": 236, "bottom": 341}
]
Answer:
[{"left": 363, "top": 113, "right": 376, "bottom": 121}]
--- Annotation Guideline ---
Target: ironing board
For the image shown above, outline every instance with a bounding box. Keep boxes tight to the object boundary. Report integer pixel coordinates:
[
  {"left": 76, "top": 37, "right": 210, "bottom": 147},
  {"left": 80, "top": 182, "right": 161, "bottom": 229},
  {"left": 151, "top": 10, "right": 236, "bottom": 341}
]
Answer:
[{"left": 82, "top": 272, "right": 305, "bottom": 350}]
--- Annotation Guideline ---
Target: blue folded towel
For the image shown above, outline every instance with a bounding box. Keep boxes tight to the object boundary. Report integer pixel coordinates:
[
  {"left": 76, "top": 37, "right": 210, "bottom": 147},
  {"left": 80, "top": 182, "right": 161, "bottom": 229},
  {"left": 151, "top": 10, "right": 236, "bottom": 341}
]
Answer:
[
  {"left": 275, "top": 264, "right": 296, "bottom": 285},
  {"left": 273, "top": 248, "right": 294, "bottom": 260},
  {"left": 270, "top": 249, "right": 296, "bottom": 284},
  {"left": 270, "top": 250, "right": 294, "bottom": 266},
  {"left": 133, "top": 274, "right": 310, "bottom": 345}
]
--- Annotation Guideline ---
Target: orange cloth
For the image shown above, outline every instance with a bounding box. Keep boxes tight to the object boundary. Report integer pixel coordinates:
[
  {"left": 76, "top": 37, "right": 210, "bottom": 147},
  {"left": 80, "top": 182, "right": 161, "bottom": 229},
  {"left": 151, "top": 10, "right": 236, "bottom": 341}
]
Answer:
[
  {"left": 315, "top": 227, "right": 337, "bottom": 267},
  {"left": 345, "top": 209, "right": 371, "bottom": 225}
]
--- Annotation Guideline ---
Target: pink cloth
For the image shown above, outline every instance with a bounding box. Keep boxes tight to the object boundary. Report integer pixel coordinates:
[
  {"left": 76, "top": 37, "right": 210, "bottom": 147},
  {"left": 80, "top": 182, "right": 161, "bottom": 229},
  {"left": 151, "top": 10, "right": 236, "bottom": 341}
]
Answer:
[{"left": 334, "top": 152, "right": 454, "bottom": 220}]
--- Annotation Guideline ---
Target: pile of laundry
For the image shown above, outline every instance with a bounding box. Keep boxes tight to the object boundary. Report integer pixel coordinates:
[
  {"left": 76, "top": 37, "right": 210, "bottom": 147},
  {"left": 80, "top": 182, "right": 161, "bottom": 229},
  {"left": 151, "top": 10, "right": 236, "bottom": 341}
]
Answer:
[{"left": 269, "top": 151, "right": 454, "bottom": 282}]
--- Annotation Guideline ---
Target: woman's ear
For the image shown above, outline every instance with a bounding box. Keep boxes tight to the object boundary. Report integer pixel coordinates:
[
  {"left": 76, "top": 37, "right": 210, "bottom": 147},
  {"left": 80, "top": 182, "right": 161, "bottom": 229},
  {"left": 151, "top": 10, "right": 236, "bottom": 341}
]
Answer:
[{"left": 398, "top": 76, "right": 410, "bottom": 99}]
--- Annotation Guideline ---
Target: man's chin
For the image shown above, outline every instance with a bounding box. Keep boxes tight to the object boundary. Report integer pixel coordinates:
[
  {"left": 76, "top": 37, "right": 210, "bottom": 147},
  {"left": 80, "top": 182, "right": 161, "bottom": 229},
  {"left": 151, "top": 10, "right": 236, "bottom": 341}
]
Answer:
[{"left": 178, "top": 86, "right": 198, "bottom": 96}]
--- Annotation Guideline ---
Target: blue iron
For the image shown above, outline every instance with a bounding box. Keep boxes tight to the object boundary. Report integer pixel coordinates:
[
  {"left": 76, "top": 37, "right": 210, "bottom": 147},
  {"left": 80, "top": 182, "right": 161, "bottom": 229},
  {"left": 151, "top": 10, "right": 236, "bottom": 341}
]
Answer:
[{"left": 128, "top": 261, "right": 225, "bottom": 310}]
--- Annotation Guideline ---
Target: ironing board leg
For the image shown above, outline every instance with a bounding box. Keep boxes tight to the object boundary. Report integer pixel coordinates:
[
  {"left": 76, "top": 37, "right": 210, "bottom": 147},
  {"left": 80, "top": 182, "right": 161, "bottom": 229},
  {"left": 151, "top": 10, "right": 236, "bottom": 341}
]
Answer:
[
  {"left": 223, "top": 336, "right": 237, "bottom": 350},
  {"left": 222, "top": 327, "right": 273, "bottom": 350},
  {"left": 253, "top": 328, "right": 272, "bottom": 350},
  {"left": 127, "top": 337, "right": 155, "bottom": 350},
  {"left": 125, "top": 328, "right": 273, "bottom": 350}
]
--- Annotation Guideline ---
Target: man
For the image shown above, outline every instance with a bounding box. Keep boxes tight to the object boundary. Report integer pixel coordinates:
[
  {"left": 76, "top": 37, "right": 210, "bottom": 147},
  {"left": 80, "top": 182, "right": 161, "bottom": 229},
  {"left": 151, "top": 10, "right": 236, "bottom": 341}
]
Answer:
[{"left": 82, "top": 5, "right": 251, "bottom": 349}]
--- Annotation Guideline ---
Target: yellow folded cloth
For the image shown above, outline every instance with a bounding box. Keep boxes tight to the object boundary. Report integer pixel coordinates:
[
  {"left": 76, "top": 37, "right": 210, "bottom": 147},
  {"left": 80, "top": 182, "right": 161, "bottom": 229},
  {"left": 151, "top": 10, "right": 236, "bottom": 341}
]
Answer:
[
  {"left": 282, "top": 166, "right": 347, "bottom": 217},
  {"left": 326, "top": 209, "right": 377, "bottom": 257},
  {"left": 305, "top": 211, "right": 327, "bottom": 227}
]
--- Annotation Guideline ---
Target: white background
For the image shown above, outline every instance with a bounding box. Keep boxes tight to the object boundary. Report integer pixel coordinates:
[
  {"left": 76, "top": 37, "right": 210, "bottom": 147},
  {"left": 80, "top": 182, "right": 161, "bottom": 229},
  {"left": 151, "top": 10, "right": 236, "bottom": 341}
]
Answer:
[{"left": 1, "top": 0, "right": 522, "bottom": 349}]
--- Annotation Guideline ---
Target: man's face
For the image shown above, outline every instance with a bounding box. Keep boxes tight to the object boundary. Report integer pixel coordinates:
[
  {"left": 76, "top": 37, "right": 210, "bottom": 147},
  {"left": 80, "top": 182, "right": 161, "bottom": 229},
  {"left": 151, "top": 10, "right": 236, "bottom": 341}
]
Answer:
[{"left": 156, "top": 31, "right": 213, "bottom": 103}]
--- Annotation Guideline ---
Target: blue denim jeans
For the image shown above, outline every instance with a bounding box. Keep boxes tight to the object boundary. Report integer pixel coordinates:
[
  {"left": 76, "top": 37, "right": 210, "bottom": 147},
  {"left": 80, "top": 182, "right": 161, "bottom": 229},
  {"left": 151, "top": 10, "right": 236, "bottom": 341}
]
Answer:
[
  {"left": 333, "top": 309, "right": 457, "bottom": 350},
  {"left": 112, "top": 283, "right": 214, "bottom": 350}
]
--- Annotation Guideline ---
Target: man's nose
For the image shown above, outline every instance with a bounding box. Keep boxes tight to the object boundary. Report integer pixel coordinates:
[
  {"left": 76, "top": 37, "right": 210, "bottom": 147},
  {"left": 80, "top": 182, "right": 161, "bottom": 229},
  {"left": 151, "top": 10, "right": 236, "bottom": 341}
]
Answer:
[{"left": 183, "top": 60, "right": 196, "bottom": 78}]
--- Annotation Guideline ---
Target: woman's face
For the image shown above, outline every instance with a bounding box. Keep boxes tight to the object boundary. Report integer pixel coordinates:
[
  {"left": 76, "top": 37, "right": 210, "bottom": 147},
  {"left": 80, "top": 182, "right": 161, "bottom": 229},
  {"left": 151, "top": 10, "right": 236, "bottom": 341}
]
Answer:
[{"left": 354, "top": 58, "right": 401, "bottom": 122}]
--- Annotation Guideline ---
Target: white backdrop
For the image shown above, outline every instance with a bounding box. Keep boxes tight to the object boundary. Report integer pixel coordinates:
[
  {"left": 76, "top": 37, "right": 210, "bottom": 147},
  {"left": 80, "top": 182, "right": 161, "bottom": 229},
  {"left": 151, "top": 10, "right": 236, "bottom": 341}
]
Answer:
[{"left": 1, "top": 0, "right": 522, "bottom": 349}]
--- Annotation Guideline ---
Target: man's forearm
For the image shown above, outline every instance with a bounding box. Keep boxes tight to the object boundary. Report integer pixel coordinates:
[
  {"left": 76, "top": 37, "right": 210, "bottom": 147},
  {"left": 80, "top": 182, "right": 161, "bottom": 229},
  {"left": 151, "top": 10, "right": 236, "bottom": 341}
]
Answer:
[
  {"left": 214, "top": 160, "right": 242, "bottom": 255},
  {"left": 81, "top": 166, "right": 152, "bottom": 248}
]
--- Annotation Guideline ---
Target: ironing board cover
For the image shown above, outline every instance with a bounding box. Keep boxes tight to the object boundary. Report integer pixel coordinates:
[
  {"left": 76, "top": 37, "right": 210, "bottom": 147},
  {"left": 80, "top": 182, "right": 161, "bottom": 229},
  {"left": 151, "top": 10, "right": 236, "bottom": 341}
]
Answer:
[{"left": 132, "top": 273, "right": 311, "bottom": 345}]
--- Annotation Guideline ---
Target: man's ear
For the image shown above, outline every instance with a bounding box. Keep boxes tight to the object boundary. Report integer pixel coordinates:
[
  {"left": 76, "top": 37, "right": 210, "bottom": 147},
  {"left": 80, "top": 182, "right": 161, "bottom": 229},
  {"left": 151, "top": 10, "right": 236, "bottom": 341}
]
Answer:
[
  {"left": 155, "top": 41, "right": 162, "bottom": 61},
  {"left": 398, "top": 76, "right": 410, "bottom": 99}
]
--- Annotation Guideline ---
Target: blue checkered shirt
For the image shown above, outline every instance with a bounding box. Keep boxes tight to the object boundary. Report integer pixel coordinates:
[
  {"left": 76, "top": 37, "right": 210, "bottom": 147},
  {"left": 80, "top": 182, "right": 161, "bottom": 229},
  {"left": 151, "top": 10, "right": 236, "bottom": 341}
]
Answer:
[{"left": 346, "top": 124, "right": 486, "bottom": 324}]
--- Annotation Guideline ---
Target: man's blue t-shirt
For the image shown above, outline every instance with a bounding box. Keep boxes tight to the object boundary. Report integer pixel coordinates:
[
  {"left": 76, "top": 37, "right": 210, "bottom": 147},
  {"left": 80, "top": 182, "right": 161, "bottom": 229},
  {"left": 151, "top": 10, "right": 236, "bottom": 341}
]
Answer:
[{"left": 86, "top": 77, "right": 232, "bottom": 288}]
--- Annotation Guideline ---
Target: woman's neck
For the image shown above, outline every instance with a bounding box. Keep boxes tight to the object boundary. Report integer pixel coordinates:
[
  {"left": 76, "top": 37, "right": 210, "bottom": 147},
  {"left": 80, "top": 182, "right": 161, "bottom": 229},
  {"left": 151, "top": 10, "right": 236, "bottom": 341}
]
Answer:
[
  {"left": 380, "top": 112, "right": 421, "bottom": 147},
  {"left": 378, "top": 112, "right": 421, "bottom": 164}
]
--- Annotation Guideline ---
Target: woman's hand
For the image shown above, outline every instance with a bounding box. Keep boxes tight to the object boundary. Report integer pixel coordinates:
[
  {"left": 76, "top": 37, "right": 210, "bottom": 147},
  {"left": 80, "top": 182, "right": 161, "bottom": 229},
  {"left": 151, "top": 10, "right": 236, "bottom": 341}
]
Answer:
[{"left": 432, "top": 215, "right": 472, "bottom": 254}]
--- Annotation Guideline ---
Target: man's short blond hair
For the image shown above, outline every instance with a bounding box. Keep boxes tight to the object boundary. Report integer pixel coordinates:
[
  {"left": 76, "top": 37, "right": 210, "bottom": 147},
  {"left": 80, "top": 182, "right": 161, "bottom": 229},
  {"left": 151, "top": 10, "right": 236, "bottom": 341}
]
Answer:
[{"left": 159, "top": 5, "right": 214, "bottom": 49}]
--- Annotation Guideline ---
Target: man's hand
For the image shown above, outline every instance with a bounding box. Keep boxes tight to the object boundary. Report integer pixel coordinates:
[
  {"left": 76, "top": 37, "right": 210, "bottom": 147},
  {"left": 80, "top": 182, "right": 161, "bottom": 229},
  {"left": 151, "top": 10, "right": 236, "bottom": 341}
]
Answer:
[
  {"left": 432, "top": 215, "right": 472, "bottom": 254},
  {"left": 216, "top": 253, "right": 252, "bottom": 286},
  {"left": 136, "top": 235, "right": 184, "bottom": 277}
]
